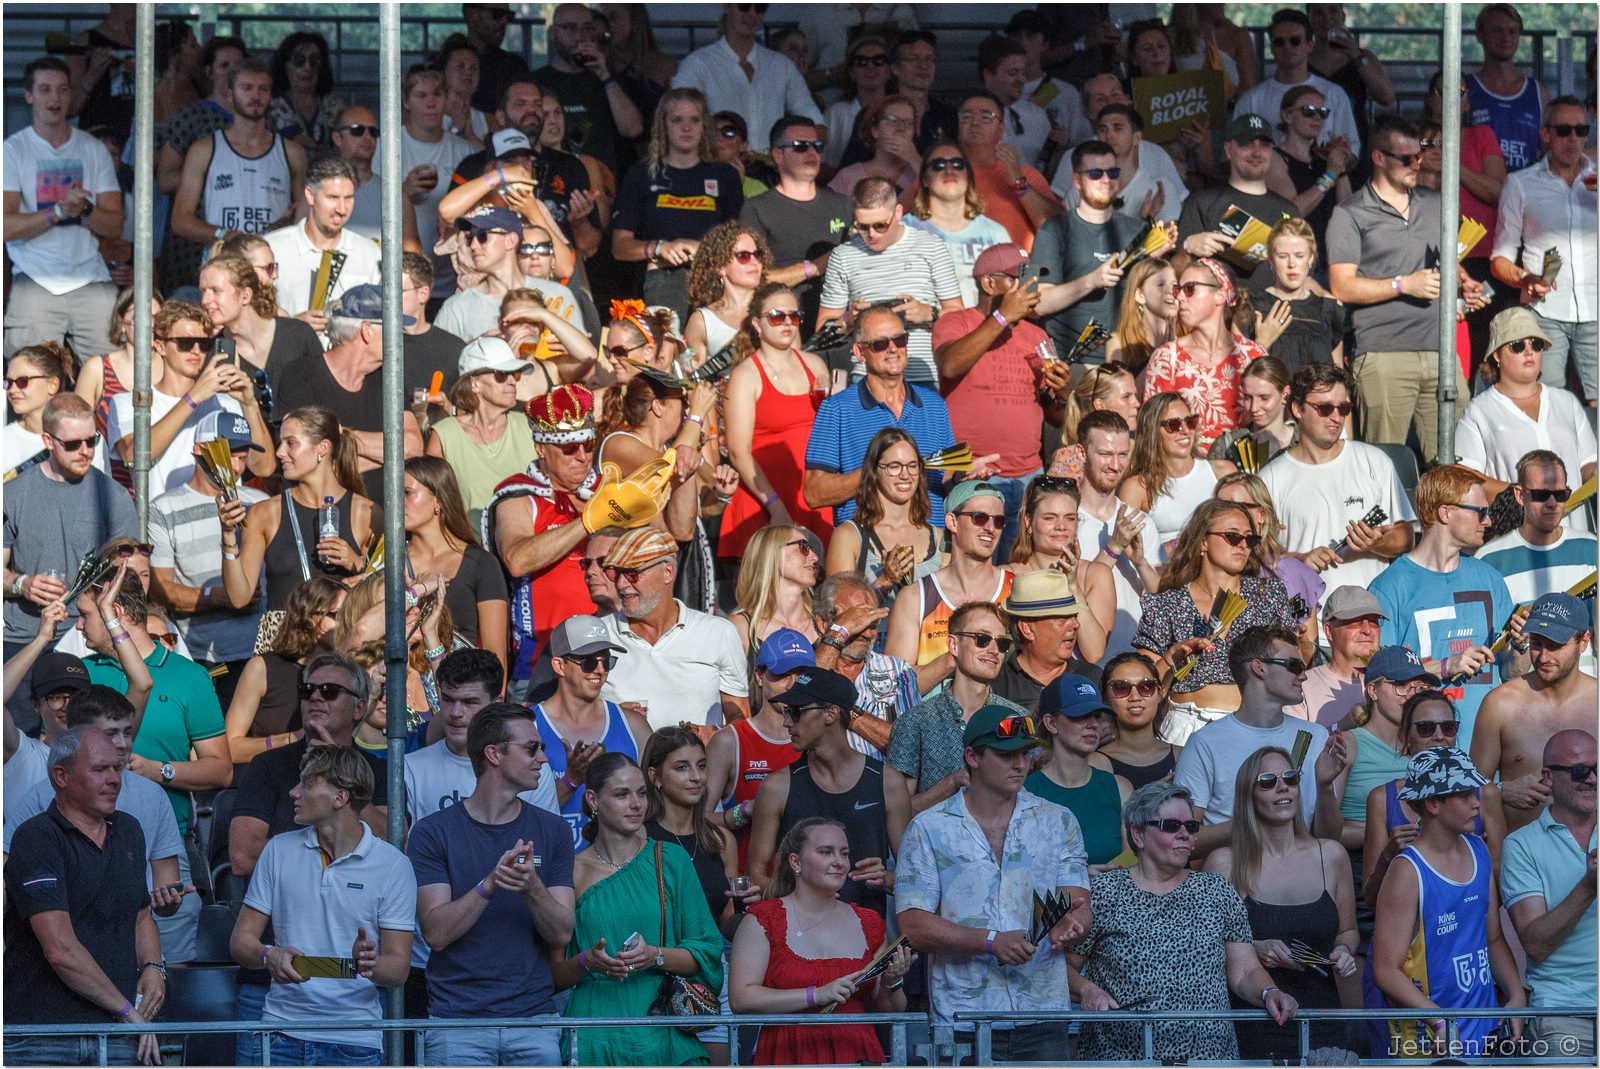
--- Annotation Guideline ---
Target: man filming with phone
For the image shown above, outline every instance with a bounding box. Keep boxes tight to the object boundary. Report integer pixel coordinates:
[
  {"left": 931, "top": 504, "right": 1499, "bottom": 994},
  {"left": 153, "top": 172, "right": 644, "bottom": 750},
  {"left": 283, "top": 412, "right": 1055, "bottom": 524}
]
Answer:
[{"left": 111, "top": 300, "right": 274, "bottom": 498}]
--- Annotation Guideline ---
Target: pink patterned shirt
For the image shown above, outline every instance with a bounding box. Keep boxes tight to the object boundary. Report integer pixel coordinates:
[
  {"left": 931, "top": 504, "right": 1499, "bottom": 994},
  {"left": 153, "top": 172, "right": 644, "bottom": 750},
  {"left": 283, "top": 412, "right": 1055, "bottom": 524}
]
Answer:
[{"left": 1142, "top": 334, "right": 1267, "bottom": 449}]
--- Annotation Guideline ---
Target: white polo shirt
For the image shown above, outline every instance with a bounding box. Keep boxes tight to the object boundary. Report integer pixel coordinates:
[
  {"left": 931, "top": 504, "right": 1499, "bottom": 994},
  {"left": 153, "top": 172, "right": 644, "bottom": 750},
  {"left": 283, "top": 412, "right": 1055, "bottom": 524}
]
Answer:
[
  {"left": 1454, "top": 384, "right": 1597, "bottom": 533},
  {"left": 265, "top": 220, "right": 382, "bottom": 318},
  {"left": 599, "top": 600, "right": 748, "bottom": 730},
  {"left": 243, "top": 824, "right": 416, "bottom": 1049}
]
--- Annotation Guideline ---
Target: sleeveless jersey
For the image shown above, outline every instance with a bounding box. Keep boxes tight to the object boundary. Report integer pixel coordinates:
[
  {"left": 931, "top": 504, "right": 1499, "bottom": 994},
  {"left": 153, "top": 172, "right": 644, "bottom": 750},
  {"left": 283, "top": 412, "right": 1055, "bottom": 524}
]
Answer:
[
  {"left": 724, "top": 717, "right": 799, "bottom": 867},
  {"left": 533, "top": 701, "right": 638, "bottom": 853},
  {"left": 779, "top": 756, "right": 890, "bottom": 917},
  {"left": 202, "top": 129, "right": 293, "bottom": 235},
  {"left": 1389, "top": 835, "right": 1499, "bottom": 1056},
  {"left": 913, "top": 570, "right": 1014, "bottom": 667},
  {"left": 1467, "top": 73, "right": 1544, "bottom": 173}
]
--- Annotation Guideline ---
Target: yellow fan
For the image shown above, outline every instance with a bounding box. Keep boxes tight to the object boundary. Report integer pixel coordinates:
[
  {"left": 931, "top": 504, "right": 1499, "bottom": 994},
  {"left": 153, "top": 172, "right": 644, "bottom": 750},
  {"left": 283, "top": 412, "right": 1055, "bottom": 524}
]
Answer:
[
  {"left": 1235, "top": 435, "right": 1261, "bottom": 474},
  {"left": 1116, "top": 222, "right": 1172, "bottom": 270},
  {"left": 1173, "top": 590, "right": 1248, "bottom": 682},
  {"left": 1568, "top": 569, "right": 1597, "bottom": 600},
  {"left": 582, "top": 449, "right": 677, "bottom": 533},
  {"left": 924, "top": 442, "right": 974, "bottom": 472},
  {"left": 1456, "top": 218, "right": 1488, "bottom": 262},
  {"left": 1563, "top": 475, "right": 1596, "bottom": 516}
]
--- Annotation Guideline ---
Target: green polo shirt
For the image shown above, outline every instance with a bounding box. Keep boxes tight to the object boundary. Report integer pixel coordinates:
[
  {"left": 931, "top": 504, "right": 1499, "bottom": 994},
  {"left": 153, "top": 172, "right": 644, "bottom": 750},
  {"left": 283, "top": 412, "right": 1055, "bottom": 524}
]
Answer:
[
  {"left": 87, "top": 644, "right": 225, "bottom": 834},
  {"left": 1501, "top": 807, "right": 1598, "bottom": 1010}
]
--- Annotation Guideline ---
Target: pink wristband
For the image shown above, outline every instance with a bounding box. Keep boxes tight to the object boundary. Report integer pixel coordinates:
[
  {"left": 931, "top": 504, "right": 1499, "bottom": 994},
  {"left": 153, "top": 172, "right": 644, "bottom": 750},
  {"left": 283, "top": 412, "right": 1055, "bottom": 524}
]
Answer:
[
  {"left": 802, "top": 259, "right": 816, "bottom": 280},
  {"left": 991, "top": 309, "right": 1010, "bottom": 331}
]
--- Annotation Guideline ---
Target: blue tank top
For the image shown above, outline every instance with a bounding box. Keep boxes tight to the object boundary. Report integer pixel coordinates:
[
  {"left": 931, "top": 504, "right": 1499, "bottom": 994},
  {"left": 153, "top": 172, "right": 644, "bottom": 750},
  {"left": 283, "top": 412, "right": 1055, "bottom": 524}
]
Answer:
[
  {"left": 1467, "top": 73, "right": 1544, "bottom": 172},
  {"left": 1390, "top": 835, "right": 1499, "bottom": 1055},
  {"left": 532, "top": 701, "right": 638, "bottom": 853}
]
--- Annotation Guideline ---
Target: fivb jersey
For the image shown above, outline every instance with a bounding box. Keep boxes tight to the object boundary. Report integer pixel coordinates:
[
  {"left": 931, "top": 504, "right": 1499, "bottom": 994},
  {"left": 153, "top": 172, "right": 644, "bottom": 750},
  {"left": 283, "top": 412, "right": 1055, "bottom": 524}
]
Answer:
[
  {"left": 723, "top": 718, "right": 798, "bottom": 867},
  {"left": 202, "top": 129, "right": 292, "bottom": 235},
  {"left": 532, "top": 701, "right": 638, "bottom": 853},
  {"left": 1388, "top": 835, "right": 1500, "bottom": 1057}
]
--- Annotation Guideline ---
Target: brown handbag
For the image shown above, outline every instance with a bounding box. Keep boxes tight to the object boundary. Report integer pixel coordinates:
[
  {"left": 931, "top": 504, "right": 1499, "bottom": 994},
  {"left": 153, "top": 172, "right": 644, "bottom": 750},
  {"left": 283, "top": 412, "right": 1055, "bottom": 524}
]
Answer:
[{"left": 645, "top": 841, "right": 720, "bottom": 1031}]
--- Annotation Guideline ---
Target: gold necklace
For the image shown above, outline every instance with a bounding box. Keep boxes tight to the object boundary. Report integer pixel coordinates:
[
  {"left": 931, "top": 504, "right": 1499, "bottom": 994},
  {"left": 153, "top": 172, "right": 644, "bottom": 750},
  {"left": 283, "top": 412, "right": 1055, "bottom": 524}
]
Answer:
[{"left": 592, "top": 838, "right": 644, "bottom": 871}]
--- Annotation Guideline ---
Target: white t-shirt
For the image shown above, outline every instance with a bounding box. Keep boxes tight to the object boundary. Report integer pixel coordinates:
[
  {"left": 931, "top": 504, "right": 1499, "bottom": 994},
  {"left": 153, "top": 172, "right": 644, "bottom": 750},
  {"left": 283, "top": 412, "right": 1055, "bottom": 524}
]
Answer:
[
  {"left": 999, "top": 98, "right": 1053, "bottom": 170},
  {"left": 599, "top": 601, "right": 748, "bottom": 730},
  {"left": 2, "top": 125, "right": 118, "bottom": 294},
  {"left": 1052, "top": 140, "right": 1188, "bottom": 223},
  {"left": 264, "top": 221, "right": 383, "bottom": 319},
  {"left": 244, "top": 825, "right": 417, "bottom": 1049},
  {"left": 1259, "top": 442, "right": 1417, "bottom": 610},
  {"left": 111, "top": 388, "right": 244, "bottom": 497},
  {"left": 3, "top": 735, "right": 49, "bottom": 818},
  {"left": 1234, "top": 73, "right": 1361, "bottom": 155},
  {"left": 1023, "top": 75, "right": 1093, "bottom": 149},
  {"left": 433, "top": 276, "right": 580, "bottom": 344},
  {"left": 1455, "top": 385, "right": 1596, "bottom": 532},
  {"left": 374, "top": 127, "right": 475, "bottom": 258},
  {"left": 903, "top": 214, "right": 1012, "bottom": 308},
  {"left": 1174, "top": 713, "right": 1329, "bottom": 824},
  {"left": 1078, "top": 506, "right": 1144, "bottom": 659}
]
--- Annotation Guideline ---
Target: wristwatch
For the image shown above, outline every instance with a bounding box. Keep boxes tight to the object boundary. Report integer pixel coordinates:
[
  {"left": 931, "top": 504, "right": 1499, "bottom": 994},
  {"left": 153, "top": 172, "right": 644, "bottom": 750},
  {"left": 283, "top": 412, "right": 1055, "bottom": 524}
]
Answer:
[
  {"left": 159, "top": 762, "right": 176, "bottom": 785},
  {"left": 655, "top": 945, "right": 666, "bottom": 969}
]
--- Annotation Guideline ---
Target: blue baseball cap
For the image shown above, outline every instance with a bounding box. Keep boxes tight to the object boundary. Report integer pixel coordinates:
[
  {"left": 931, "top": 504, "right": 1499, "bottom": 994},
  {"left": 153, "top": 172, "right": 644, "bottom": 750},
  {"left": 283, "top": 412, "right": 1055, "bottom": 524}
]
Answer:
[
  {"left": 756, "top": 628, "right": 816, "bottom": 675},
  {"left": 194, "top": 409, "right": 265, "bottom": 451},
  {"left": 1525, "top": 593, "right": 1588, "bottom": 645},
  {"left": 329, "top": 283, "right": 416, "bottom": 326},
  {"left": 1364, "top": 645, "right": 1439, "bottom": 686},
  {"left": 1039, "top": 674, "right": 1112, "bottom": 719},
  {"left": 457, "top": 204, "right": 524, "bottom": 240}
]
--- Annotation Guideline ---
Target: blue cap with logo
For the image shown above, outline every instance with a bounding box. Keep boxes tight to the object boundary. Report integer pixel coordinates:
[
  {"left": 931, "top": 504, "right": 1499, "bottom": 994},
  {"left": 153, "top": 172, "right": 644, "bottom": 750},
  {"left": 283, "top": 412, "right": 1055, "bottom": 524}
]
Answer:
[
  {"left": 1363, "top": 645, "right": 1439, "bottom": 686},
  {"left": 1039, "top": 674, "right": 1112, "bottom": 719},
  {"left": 756, "top": 628, "right": 816, "bottom": 675},
  {"left": 194, "top": 409, "right": 265, "bottom": 451},
  {"left": 1524, "top": 593, "right": 1588, "bottom": 645},
  {"left": 457, "top": 204, "right": 524, "bottom": 240}
]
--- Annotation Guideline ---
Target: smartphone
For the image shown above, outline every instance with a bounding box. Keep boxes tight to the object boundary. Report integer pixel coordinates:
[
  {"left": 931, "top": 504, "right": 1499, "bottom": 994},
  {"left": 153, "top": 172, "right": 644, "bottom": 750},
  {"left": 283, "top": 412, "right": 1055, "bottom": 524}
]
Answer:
[
  {"left": 1018, "top": 262, "right": 1042, "bottom": 288},
  {"left": 212, "top": 337, "right": 237, "bottom": 365},
  {"left": 622, "top": 931, "right": 643, "bottom": 953}
]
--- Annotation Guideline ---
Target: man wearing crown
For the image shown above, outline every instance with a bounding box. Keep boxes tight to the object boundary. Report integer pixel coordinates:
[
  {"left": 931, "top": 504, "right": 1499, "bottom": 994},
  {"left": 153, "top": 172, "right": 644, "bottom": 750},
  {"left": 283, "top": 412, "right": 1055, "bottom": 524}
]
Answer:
[{"left": 483, "top": 384, "right": 601, "bottom": 700}]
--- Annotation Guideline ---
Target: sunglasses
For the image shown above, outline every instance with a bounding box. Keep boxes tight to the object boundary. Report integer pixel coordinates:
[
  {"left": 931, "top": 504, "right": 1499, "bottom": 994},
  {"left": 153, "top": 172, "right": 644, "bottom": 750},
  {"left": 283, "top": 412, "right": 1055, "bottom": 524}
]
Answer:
[
  {"left": 1146, "top": 818, "right": 1201, "bottom": 835},
  {"left": 852, "top": 218, "right": 895, "bottom": 235},
  {"left": 578, "top": 556, "right": 607, "bottom": 571},
  {"left": 1106, "top": 678, "right": 1159, "bottom": 699},
  {"left": 161, "top": 335, "right": 211, "bottom": 352},
  {"left": 951, "top": 630, "right": 1015, "bottom": 653},
  {"left": 1548, "top": 123, "right": 1592, "bottom": 138},
  {"left": 461, "top": 228, "right": 512, "bottom": 245},
  {"left": 603, "top": 559, "right": 669, "bottom": 585},
  {"left": 605, "top": 339, "right": 650, "bottom": 360},
  {"left": 50, "top": 434, "right": 101, "bottom": 453},
  {"left": 554, "top": 440, "right": 592, "bottom": 457},
  {"left": 860, "top": 332, "right": 909, "bottom": 353},
  {"left": 1208, "top": 530, "right": 1263, "bottom": 548},
  {"left": 992, "top": 714, "right": 1037, "bottom": 739},
  {"left": 780, "top": 139, "right": 826, "bottom": 154},
  {"left": 718, "top": 126, "right": 743, "bottom": 139},
  {"left": 762, "top": 308, "right": 803, "bottom": 326},
  {"left": 1381, "top": 148, "right": 1425, "bottom": 167},
  {"left": 289, "top": 51, "right": 321, "bottom": 68},
  {"left": 1158, "top": 414, "right": 1202, "bottom": 433},
  {"left": 258, "top": 261, "right": 279, "bottom": 279},
  {"left": 1303, "top": 400, "right": 1354, "bottom": 417},
  {"left": 1547, "top": 763, "right": 1597, "bottom": 781},
  {"left": 487, "top": 369, "right": 522, "bottom": 384},
  {"left": 1449, "top": 502, "right": 1492, "bottom": 520},
  {"left": 150, "top": 630, "right": 179, "bottom": 648},
  {"left": 518, "top": 242, "right": 555, "bottom": 256},
  {"left": 1505, "top": 338, "right": 1549, "bottom": 354},
  {"left": 563, "top": 651, "right": 615, "bottom": 672},
  {"left": 113, "top": 542, "right": 156, "bottom": 558},
  {"left": 1257, "top": 656, "right": 1307, "bottom": 674},
  {"left": 925, "top": 157, "right": 968, "bottom": 173},
  {"left": 1297, "top": 105, "right": 1331, "bottom": 118},
  {"left": 730, "top": 249, "right": 761, "bottom": 264},
  {"left": 4, "top": 374, "right": 57, "bottom": 389},
  {"left": 1176, "top": 280, "right": 1221, "bottom": 297},
  {"left": 298, "top": 681, "right": 357, "bottom": 701},
  {"left": 1255, "top": 768, "right": 1303, "bottom": 789},
  {"left": 783, "top": 537, "right": 817, "bottom": 556},
  {"left": 497, "top": 739, "right": 546, "bottom": 757},
  {"left": 953, "top": 510, "right": 1004, "bottom": 529},
  {"left": 1522, "top": 486, "right": 1572, "bottom": 503},
  {"left": 1271, "top": 34, "right": 1306, "bottom": 47},
  {"left": 338, "top": 123, "right": 380, "bottom": 138},
  {"left": 851, "top": 54, "right": 890, "bottom": 67},
  {"left": 1413, "top": 719, "right": 1461, "bottom": 740},
  {"left": 1077, "top": 167, "right": 1122, "bottom": 181},
  {"left": 735, "top": 2, "right": 769, "bottom": 10}
]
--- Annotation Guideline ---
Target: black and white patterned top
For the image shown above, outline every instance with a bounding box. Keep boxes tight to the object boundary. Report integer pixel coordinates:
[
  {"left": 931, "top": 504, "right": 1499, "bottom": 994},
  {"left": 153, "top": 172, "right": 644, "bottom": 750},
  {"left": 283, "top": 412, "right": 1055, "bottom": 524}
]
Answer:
[{"left": 1132, "top": 575, "right": 1297, "bottom": 693}]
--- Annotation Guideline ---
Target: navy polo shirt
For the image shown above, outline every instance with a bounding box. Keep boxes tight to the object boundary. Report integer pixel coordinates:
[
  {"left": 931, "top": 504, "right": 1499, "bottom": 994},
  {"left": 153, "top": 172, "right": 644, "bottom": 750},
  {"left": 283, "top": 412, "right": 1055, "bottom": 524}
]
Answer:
[
  {"left": 5, "top": 804, "right": 148, "bottom": 1024},
  {"left": 804, "top": 379, "right": 956, "bottom": 525}
]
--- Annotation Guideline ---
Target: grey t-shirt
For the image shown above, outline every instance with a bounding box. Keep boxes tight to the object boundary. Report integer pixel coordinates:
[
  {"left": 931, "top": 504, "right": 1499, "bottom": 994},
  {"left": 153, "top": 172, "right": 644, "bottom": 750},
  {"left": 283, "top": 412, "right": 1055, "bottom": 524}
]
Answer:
[
  {"left": 2, "top": 466, "right": 136, "bottom": 642},
  {"left": 1031, "top": 208, "right": 1148, "bottom": 360},
  {"left": 741, "top": 185, "right": 852, "bottom": 328},
  {"left": 1326, "top": 184, "right": 1444, "bottom": 355},
  {"left": 433, "top": 277, "right": 579, "bottom": 344}
]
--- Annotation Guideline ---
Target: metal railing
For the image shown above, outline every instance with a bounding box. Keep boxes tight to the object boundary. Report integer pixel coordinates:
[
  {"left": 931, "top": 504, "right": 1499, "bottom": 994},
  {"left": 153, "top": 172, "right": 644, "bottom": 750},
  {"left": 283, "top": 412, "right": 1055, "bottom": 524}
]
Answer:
[
  {"left": 2, "top": 1010, "right": 923, "bottom": 1067},
  {"left": 954, "top": 1006, "right": 1596, "bottom": 1066}
]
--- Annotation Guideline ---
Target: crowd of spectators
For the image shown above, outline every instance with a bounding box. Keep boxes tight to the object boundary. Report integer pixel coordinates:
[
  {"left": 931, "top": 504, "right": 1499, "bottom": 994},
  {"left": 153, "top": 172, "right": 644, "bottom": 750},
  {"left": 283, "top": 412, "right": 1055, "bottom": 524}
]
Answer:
[{"left": 2, "top": 2, "right": 1597, "bottom": 1066}]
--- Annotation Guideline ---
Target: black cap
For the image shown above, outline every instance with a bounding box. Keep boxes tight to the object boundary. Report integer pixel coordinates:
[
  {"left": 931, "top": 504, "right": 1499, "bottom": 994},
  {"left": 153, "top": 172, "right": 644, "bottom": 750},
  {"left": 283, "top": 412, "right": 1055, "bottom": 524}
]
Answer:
[
  {"left": 31, "top": 652, "right": 90, "bottom": 699},
  {"left": 770, "top": 668, "right": 857, "bottom": 714}
]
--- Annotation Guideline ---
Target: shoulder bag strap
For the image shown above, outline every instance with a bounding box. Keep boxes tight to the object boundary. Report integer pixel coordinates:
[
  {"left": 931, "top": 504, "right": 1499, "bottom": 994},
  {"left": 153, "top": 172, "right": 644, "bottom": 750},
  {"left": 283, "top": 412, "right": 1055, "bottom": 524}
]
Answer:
[
  {"left": 654, "top": 840, "right": 668, "bottom": 948},
  {"left": 281, "top": 489, "right": 312, "bottom": 581}
]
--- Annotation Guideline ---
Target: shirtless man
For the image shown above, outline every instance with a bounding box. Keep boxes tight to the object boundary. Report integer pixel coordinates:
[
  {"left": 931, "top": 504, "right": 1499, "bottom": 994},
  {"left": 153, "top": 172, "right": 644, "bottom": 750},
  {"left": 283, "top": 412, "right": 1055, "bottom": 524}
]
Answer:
[{"left": 1472, "top": 593, "right": 1597, "bottom": 834}]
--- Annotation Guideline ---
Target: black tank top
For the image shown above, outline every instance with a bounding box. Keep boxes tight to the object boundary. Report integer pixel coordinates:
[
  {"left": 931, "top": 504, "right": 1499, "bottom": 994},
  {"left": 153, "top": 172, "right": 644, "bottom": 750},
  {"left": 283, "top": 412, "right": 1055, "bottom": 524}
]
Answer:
[
  {"left": 252, "top": 652, "right": 305, "bottom": 737},
  {"left": 1234, "top": 876, "right": 1342, "bottom": 1059},
  {"left": 1104, "top": 747, "right": 1178, "bottom": 790},
  {"left": 262, "top": 490, "right": 359, "bottom": 609},
  {"left": 646, "top": 822, "right": 730, "bottom": 921},
  {"left": 779, "top": 756, "right": 889, "bottom": 917}
]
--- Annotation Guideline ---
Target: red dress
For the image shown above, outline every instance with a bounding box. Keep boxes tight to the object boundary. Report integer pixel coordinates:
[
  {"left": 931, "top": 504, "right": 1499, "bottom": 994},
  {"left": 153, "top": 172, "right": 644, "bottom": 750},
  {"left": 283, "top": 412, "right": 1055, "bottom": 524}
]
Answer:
[
  {"left": 749, "top": 898, "right": 887, "bottom": 1066},
  {"left": 718, "top": 352, "right": 830, "bottom": 557}
]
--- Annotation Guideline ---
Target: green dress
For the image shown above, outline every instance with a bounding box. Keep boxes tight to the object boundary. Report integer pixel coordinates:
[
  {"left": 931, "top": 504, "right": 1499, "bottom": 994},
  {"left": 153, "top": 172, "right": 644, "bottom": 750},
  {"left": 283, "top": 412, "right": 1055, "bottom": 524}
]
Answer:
[{"left": 564, "top": 841, "right": 724, "bottom": 1065}]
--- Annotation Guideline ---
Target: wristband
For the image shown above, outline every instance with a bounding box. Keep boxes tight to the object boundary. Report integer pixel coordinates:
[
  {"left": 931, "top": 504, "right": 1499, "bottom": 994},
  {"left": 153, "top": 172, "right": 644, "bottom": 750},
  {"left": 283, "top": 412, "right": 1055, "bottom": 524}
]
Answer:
[
  {"left": 646, "top": 240, "right": 658, "bottom": 261},
  {"left": 715, "top": 492, "right": 734, "bottom": 504},
  {"left": 264, "top": 732, "right": 274, "bottom": 750},
  {"left": 985, "top": 929, "right": 997, "bottom": 956},
  {"left": 423, "top": 644, "right": 446, "bottom": 662},
  {"left": 805, "top": 985, "right": 816, "bottom": 1008},
  {"left": 222, "top": 548, "right": 240, "bottom": 561},
  {"left": 1393, "top": 275, "right": 1403, "bottom": 296},
  {"left": 685, "top": 413, "right": 705, "bottom": 428},
  {"left": 49, "top": 203, "right": 63, "bottom": 226},
  {"left": 1013, "top": 176, "right": 1030, "bottom": 194},
  {"left": 260, "top": 944, "right": 273, "bottom": 966},
  {"left": 1260, "top": 984, "right": 1280, "bottom": 1006},
  {"left": 560, "top": 773, "right": 578, "bottom": 791},
  {"left": 579, "top": 949, "right": 592, "bottom": 971},
  {"left": 475, "top": 880, "right": 493, "bottom": 901},
  {"left": 405, "top": 586, "right": 419, "bottom": 609},
  {"left": 492, "top": 166, "right": 506, "bottom": 188},
  {"left": 117, "top": 1000, "right": 134, "bottom": 1020},
  {"left": 991, "top": 309, "right": 1010, "bottom": 331},
  {"left": 802, "top": 259, "right": 817, "bottom": 280},
  {"left": 11, "top": 573, "right": 27, "bottom": 598},
  {"left": 603, "top": 78, "right": 619, "bottom": 90},
  {"left": 181, "top": 391, "right": 198, "bottom": 410},
  {"left": 111, "top": 629, "right": 131, "bottom": 646},
  {"left": 761, "top": 492, "right": 780, "bottom": 511},
  {"left": 1104, "top": 543, "right": 1124, "bottom": 560}
]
